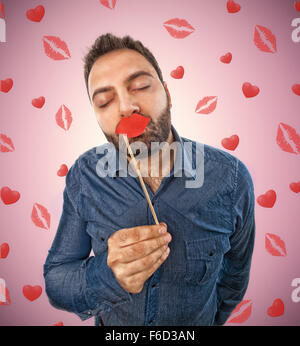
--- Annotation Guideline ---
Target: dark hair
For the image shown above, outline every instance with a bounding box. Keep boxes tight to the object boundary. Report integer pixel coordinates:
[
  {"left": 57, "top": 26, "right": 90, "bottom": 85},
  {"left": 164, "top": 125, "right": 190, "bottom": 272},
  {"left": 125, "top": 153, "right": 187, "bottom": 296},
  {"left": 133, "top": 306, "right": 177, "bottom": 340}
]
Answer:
[{"left": 83, "top": 33, "right": 164, "bottom": 100}]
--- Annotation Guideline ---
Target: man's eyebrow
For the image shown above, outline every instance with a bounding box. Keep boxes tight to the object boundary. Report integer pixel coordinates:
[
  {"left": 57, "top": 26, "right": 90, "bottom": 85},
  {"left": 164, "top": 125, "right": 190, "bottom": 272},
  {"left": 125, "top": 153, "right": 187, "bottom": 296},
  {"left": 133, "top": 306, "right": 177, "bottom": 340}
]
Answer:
[{"left": 91, "top": 70, "right": 154, "bottom": 102}]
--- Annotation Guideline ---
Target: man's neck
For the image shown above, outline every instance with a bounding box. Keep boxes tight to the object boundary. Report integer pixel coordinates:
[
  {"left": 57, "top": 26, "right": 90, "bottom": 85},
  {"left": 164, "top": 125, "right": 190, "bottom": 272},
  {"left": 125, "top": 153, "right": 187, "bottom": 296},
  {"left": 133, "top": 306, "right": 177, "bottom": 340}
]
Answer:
[{"left": 128, "top": 129, "right": 175, "bottom": 180}]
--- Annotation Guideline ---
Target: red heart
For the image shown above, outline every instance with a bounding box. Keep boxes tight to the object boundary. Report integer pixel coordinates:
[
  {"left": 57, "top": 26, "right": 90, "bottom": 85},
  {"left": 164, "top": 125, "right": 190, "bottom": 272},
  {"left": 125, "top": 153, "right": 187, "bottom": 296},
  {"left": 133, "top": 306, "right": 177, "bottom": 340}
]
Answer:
[
  {"left": 26, "top": 5, "right": 45, "bottom": 22},
  {"left": 226, "top": 0, "right": 241, "bottom": 13},
  {"left": 242, "top": 82, "right": 260, "bottom": 98},
  {"left": 0, "top": 78, "right": 13, "bottom": 93},
  {"left": 0, "top": 242, "right": 9, "bottom": 258},
  {"left": 267, "top": 298, "right": 284, "bottom": 317},
  {"left": 295, "top": 1, "right": 300, "bottom": 11},
  {"left": 57, "top": 164, "right": 68, "bottom": 177},
  {"left": 292, "top": 84, "right": 300, "bottom": 96},
  {"left": 170, "top": 66, "right": 184, "bottom": 79},
  {"left": 0, "top": 186, "right": 20, "bottom": 205},
  {"left": 32, "top": 96, "right": 45, "bottom": 108},
  {"left": 220, "top": 52, "right": 232, "bottom": 64},
  {"left": 257, "top": 189, "right": 276, "bottom": 208},
  {"left": 22, "top": 285, "right": 42, "bottom": 301},
  {"left": 221, "top": 135, "right": 239, "bottom": 151},
  {"left": 290, "top": 181, "right": 300, "bottom": 193}
]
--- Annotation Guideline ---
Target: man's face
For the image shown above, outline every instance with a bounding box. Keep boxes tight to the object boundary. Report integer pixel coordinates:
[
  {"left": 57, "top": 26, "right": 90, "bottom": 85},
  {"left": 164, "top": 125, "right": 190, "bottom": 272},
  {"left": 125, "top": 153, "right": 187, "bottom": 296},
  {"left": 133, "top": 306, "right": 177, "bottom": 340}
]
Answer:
[{"left": 88, "top": 48, "right": 172, "bottom": 157}]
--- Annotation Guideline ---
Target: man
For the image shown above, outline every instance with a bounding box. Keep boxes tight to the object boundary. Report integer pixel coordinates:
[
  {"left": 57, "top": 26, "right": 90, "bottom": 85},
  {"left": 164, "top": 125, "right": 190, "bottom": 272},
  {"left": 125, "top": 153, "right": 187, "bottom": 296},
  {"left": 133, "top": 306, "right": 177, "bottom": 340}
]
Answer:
[{"left": 43, "top": 33, "right": 255, "bottom": 326}]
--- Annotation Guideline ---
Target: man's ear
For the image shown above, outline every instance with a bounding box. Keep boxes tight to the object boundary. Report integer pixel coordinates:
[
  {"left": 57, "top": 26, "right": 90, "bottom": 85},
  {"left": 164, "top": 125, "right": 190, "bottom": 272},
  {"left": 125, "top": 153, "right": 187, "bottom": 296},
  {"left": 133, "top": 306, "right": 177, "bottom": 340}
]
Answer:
[{"left": 163, "top": 81, "right": 172, "bottom": 109}]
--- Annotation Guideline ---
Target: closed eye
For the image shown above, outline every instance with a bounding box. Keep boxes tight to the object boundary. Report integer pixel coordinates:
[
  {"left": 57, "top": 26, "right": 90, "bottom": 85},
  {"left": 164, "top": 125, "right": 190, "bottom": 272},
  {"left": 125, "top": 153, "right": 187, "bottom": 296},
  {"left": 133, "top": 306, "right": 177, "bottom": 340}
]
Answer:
[{"left": 98, "top": 86, "right": 150, "bottom": 109}]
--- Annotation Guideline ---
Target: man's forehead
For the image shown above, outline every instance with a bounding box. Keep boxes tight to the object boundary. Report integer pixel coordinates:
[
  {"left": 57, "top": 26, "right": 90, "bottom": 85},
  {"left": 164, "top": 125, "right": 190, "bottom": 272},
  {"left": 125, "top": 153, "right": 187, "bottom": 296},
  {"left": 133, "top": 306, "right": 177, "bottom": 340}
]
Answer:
[{"left": 88, "top": 49, "right": 156, "bottom": 86}]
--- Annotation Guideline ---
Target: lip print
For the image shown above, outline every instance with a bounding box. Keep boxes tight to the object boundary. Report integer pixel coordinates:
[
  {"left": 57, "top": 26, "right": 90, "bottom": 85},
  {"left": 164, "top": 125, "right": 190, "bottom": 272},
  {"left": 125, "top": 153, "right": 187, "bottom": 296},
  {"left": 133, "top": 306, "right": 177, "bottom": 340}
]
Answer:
[
  {"left": 257, "top": 189, "right": 276, "bottom": 208},
  {"left": 242, "top": 82, "right": 260, "bottom": 98},
  {"left": 226, "top": 1, "right": 241, "bottom": 13},
  {"left": 42, "top": 36, "right": 71, "bottom": 60},
  {"left": 0, "top": 279, "right": 10, "bottom": 305},
  {"left": 31, "top": 203, "right": 51, "bottom": 230},
  {"left": 254, "top": 25, "right": 277, "bottom": 53},
  {"left": 265, "top": 233, "right": 287, "bottom": 256},
  {"left": 22, "top": 285, "right": 42, "bottom": 301},
  {"left": 195, "top": 96, "right": 218, "bottom": 114},
  {"left": 221, "top": 134, "right": 239, "bottom": 151},
  {"left": 100, "top": 0, "right": 117, "bottom": 9},
  {"left": 267, "top": 298, "right": 284, "bottom": 317},
  {"left": 227, "top": 300, "right": 252, "bottom": 323},
  {"left": 115, "top": 113, "right": 150, "bottom": 138},
  {"left": 0, "top": 1, "right": 4, "bottom": 18},
  {"left": 26, "top": 5, "right": 45, "bottom": 22},
  {"left": 220, "top": 52, "right": 232, "bottom": 64},
  {"left": 295, "top": 1, "right": 300, "bottom": 11},
  {"left": 290, "top": 181, "right": 300, "bottom": 193},
  {"left": 0, "top": 78, "right": 13, "bottom": 93},
  {"left": 0, "top": 186, "right": 20, "bottom": 205},
  {"left": 163, "top": 18, "right": 195, "bottom": 39},
  {"left": 171, "top": 66, "right": 184, "bottom": 79},
  {"left": 53, "top": 322, "right": 64, "bottom": 326},
  {"left": 276, "top": 122, "right": 300, "bottom": 155},
  {"left": 0, "top": 133, "right": 15, "bottom": 152},
  {"left": 57, "top": 164, "right": 68, "bottom": 177},
  {"left": 32, "top": 96, "right": 45, "bottom": 109},
  {"left": 292, "top": 84, "right": 300, "bottom": 96},
  {"left": 0, "top": 242, "right": 9, "bottom": 259},
  {"left": 55, "top": 105, "right": 72, "bottom": 131}
]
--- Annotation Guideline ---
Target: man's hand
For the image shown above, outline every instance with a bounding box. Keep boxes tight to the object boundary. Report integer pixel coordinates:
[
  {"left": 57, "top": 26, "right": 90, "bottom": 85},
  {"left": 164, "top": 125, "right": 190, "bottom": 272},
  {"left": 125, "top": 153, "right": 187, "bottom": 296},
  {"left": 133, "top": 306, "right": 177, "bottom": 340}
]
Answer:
[{"left": 107, "top": 223, "right": 171, "bottom": 293}]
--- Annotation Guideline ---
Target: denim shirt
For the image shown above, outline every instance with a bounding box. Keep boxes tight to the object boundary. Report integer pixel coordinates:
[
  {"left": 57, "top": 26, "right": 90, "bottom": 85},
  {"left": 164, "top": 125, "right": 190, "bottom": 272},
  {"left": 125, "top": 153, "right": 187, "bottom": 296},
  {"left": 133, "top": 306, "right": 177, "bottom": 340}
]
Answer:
[{"left": 43, "top": 124, "right": 255, "bottom": 326}]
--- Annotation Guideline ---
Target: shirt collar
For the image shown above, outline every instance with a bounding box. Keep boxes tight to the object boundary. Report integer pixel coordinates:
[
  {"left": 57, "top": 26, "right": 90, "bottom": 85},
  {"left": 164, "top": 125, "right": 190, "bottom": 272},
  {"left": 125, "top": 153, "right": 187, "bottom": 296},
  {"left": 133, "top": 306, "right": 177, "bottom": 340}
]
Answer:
[{"left": 110, "top": 124, "right": 197, "bottom": 180}]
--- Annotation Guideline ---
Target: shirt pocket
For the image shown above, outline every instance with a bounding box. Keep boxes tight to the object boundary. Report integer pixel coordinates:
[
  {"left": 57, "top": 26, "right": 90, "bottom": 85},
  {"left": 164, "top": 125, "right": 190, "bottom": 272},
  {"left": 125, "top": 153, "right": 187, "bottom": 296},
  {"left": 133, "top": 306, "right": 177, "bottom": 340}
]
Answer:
[
  {"left": 184, "top": 236, "right": 230, "bottom": 286},
  {"left": 86, "top": 221, "right": 115, "bottom": 255}
]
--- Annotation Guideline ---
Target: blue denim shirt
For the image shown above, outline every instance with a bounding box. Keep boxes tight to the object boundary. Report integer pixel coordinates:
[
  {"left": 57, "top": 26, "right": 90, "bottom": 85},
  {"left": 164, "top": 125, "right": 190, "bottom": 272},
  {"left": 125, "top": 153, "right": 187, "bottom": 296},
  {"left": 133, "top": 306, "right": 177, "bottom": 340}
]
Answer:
[{"left": 43, "top": 124, "right": 255, "bottom": 326}]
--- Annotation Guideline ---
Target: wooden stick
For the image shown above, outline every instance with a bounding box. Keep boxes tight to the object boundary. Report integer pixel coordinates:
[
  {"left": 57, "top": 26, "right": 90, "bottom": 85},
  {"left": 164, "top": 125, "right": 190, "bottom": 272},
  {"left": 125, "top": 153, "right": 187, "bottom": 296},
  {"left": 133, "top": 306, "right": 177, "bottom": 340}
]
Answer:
[{"left": 122, "top": 134, "right": 159, "bottom": 225}]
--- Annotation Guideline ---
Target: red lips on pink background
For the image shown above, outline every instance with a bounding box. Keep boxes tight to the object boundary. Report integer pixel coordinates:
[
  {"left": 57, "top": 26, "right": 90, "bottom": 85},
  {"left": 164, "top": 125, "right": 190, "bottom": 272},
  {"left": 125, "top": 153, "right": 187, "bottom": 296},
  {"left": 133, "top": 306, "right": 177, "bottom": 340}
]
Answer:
[
  {"left": 195, "top": 96, "right": 218, "bottom": 114},
  {"left": 254, "top": 25, "right": 277, "bottom": 53},
  {"left": 43, "top": 36, "right": 71, "bottom": 60},
  {"left": 163, "top": 18, "right": 195, "bottom": 39}
]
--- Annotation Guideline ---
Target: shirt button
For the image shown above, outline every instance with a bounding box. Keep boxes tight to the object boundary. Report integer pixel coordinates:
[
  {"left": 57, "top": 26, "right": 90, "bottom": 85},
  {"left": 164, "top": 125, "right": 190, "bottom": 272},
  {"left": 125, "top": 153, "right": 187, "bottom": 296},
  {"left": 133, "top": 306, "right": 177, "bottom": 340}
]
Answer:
[{"left": 87, "top": 311, "right": 92, "bottom": 315}]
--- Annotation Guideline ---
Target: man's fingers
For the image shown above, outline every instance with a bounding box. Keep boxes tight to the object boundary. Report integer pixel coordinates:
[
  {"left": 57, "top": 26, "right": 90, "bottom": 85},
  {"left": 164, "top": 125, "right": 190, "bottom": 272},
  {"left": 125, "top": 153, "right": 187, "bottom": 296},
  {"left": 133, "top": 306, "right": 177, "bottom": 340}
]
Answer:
[
  {"left": 118, "top": 244, "right": 170, "bottom": 278},
  {"left": 119, "top": 233, "right": 171, "bottom": 263},
  {"left": 111, "top": 223, "right": 167, "bottom": 247}
]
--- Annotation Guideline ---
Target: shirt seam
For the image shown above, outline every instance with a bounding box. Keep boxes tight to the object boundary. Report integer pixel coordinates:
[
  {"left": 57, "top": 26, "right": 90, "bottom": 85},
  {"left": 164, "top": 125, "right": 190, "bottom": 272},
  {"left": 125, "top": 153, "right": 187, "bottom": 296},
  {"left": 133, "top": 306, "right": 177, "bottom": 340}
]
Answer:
[{"left": 231, "top": 158, "right": 239, "bottom": 233}]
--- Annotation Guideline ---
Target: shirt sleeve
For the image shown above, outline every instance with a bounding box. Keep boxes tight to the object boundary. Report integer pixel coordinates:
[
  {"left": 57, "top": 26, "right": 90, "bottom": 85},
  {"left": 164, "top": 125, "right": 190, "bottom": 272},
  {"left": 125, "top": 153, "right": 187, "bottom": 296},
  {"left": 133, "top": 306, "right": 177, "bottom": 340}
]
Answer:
[
  {"left": 213, "top": 158, "right": 256, "bottom": 326},
  {"left": 43, "top": 158, "right": 133, "bottom": 321}
]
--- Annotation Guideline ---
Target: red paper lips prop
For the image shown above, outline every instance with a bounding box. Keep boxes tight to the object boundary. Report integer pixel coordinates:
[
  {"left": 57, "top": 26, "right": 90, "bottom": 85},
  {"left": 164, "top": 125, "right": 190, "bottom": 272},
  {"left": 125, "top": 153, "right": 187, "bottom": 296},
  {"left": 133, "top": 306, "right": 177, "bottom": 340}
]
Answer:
[{"left": 115, "top": 113, "right": 150, "bottom": 138}]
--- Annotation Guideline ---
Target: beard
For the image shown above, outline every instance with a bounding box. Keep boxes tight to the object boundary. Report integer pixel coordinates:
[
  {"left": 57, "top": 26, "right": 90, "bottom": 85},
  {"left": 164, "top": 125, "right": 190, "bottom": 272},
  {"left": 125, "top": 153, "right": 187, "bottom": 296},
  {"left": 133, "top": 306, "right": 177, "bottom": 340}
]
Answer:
[{"left": 102, "top": 96, "right": 171, "bottom": 159}]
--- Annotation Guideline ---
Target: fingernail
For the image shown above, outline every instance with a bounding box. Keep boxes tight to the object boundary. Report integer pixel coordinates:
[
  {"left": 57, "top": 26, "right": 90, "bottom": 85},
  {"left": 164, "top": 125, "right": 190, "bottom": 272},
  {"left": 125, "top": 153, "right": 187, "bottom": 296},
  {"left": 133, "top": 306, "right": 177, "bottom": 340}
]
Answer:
[{"left": 159, "top": 226, "right": 166, "bottom": 234}]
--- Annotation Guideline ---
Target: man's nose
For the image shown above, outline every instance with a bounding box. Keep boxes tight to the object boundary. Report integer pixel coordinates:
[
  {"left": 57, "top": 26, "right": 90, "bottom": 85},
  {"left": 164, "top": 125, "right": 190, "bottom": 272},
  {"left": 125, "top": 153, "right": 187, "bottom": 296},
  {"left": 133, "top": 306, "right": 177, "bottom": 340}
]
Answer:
[{"left": 119, "top": 92, "right": 140, "bottom": 117}]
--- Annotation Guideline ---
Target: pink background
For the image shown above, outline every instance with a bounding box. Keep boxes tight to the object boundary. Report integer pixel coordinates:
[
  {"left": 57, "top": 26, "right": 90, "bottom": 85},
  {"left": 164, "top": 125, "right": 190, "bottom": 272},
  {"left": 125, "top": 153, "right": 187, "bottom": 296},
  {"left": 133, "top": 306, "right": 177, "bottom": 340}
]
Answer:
[{"left": 1, "top": 0, "right": 300, "bottom": 325}]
